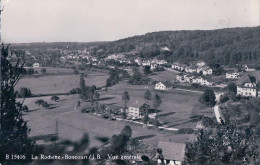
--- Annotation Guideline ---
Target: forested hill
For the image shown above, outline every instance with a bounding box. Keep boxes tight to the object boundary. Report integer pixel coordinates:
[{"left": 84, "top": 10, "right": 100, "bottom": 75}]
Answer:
[{"left": 94, "top": 26, "right": 260, "bottom": 67}]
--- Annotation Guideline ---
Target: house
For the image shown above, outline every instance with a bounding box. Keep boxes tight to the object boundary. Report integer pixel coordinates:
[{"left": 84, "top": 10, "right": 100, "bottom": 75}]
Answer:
[
  {"left": 151, "top": 63, "right": 158, "bottom": 70},
  {"left": 127, "top": 101, "right": 149, "bottom": 119},
  {"left": 172, "top": 63, "right": 186, "bottom": 71},
  {"left": 176, "top": 74, "right": 193, "bottom": 83},
  {"left": 33, "top": 63, "right": 40, "bottom": 68},
  {"left": 134, "top": 58, "right": 142, "bottom": 65},
  {"left": 192, "top": 76, "right": 213, "bottom": 86},
  {"left": 155, "top": 81, "right": 172, "bottom": 91},
  {"left": 156, "top": 141, "right": 186, "bottom": 165},
  {"left": 244, "top": 65, "right": 256, "bottom": 72},
  {"left": 185, "top": 66, "right": 197, "bottom": 73},
  {"left": 226, "top": 72, "right": 240, "bottom": 79},
  {"left": 197, "top": 66, "right": 213, "bottom": 75},
  {"left": 196, "top": 60, "right": 206, "bottom": 67},
  {"left": 237, "top": 77, "right": 258, "bottom": 97}
]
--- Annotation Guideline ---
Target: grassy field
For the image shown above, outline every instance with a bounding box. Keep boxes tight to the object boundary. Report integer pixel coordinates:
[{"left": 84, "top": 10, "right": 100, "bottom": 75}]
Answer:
[
  {"left": 149, "top": 70, "right": 179, "bottom": 82},
  {"left": 21, "top": 94, "right": 191, "bottom": 149},
  {"left": 18, "top": 68, "right": 203, "bottom": 150},
  {"left": 16, "top": 69, "right": 109, "bottom": 94},
  {"left": 100, "top": 81, "right": 204, "bottom": 129}
]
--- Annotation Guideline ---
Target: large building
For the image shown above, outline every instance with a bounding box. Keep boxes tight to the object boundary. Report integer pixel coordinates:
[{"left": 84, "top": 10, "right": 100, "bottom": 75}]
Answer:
[
  {"left": 237, "top": 82, "right": 258, "bottom": 98},
  {"left": 126, "top": 100, "right": 149, "bottom": 119}
]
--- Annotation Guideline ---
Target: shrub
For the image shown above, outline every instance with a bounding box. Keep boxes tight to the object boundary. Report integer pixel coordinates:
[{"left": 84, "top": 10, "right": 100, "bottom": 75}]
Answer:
[
  {"left": 22, "top": 105, "right": 29, "bottom": 112},
  {"left": 41, "top": 68, "right": 47, "bottom": 73},
  {"left": 35, "top": 99, "right": 44, "bottom": 105},
  {"left": 73, "top": 69, "right": 79, "bottom": 75},
  {"left": 176, "top": 128, "right": 194, "bottom": 134},
  {"left": 42, "top": 102, "right": 50, "bottom": 108},
  {"left": 27, "top": 68, "right": 34, "bottom": 75},
  {"left": 51, "top": 95, "right": 60, "bottom": 102},
  {"left": 220, "top": 93, "right": 229, "bottom": 103},
  {"left": 202, "top": 116, "right": 214, "bottom": 127},
  {"left": 18, "top": 87, "right": 32, "bottom": 98}
]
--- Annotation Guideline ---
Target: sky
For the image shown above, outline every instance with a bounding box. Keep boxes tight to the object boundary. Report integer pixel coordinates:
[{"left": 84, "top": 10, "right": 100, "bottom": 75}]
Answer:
[{"left": 1, "top": 0, "right": 259, "bottom": 43}]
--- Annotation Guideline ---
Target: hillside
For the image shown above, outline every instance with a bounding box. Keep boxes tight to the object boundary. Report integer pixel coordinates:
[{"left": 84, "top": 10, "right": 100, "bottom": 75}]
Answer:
[
  {"left": 94, "top": 26, "right": 259, "bottom": 67},
  {"left": 12, "top": 26, "right": 260, "bottom": 67}
]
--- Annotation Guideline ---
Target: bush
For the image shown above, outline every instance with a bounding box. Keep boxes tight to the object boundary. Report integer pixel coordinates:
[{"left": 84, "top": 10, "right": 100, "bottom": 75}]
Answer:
[
  {"left": 51, "top": 95, "right": 60, "bottom": 102},
  {"left": 35, "top": 99, "right": 45, "bottom": 105},
  {"left": 220, "top": 93, "right": 229, "bottom": 103},
  {"left": 202, "top": 116, "right": 214, "bottom": 127},
  {"left": 42, "top": 102, "right": 50, "bottom": 108},
  {"left": 35, "top": 99, "right": 50, "bottom": 108},
  {"left": 18, "top": 87, "right": 32, "bottom": 98},
  {"left": 27, "top": 68, "right": 34, "bottom": 75},
  {"left": 176, "top": 128, "right": 194, "bottom": 134},
  {"left": 41, "top": 68, "right": 47, "bottom": 73},
  {"left": 73, "top": 69, "right": 79, "bottom": 75},
  {"left": 22, "top": 105, "right": 29, "bottom": 112}
]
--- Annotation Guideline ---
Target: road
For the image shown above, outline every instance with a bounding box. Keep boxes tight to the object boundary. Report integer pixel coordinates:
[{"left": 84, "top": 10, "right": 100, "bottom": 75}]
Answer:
[{"left": 214, "top": 92, "right": 225, "bottom": 124}]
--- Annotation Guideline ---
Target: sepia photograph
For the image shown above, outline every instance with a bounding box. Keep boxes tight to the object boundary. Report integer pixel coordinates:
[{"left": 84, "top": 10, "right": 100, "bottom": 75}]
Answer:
[{"left": 0, "top": 0, "right": 260, "bottom": 164}]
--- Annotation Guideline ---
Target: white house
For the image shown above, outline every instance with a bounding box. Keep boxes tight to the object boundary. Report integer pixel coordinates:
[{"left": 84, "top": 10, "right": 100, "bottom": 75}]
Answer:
[
  {"left": 156, "top": 141, "right": 186, "bottom": 165},
  {"left": 226, "top": 72, "right": 240, "bottom": 79},
  {"left": 176, "top": 74, "right": 193, "bottom": 83},
  {"left": 244, "top": 65, "right": 256, "bottom": 72},
  {"left": 155, "top": 82, "right": 172, "bottom": 91},
  {"left": 192, "top": 77, "right": 213, "bottom": 86},
  {"left": 33, "top": 63, "right": 40, "bottom": 68},
  {"left": 126, "top": 102, "right": 149, "bottom": 119},
  {"left": 197, "top": 66, "right": 213, "bottom": 75},
  {"left": 196, "top": 60, "right": 206, "bottom": 67},
  {"left": 151, "top": 63, "right": 158, "bottom": 70},
  {"left": 185, "top": 66, "right": 197, "bottom": 73},
  {"left": 172, "top": 63, "right": 186, "bottom": 71},
  {"left": 237, "top": 80, "right": 258, "bottom": 97}
]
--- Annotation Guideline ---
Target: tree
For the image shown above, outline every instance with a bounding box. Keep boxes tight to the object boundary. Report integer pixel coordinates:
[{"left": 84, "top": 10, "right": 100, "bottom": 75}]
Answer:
[
  {"left": 0, "top": 44, "right": 34, "bottom": 163},
  {"left": 41, "top": 68, "right": 46, "bottom": 73},
  {"left": 153, "top": 94, "right": 162, "bottom": 127},
  {"left": 200, "top": 88, "right": 216, "bottom": 106},
  {"left": 144, "top": 90, "right": 152, "bottom": 102},
  {"left": 143, "top": 90, "right": 152, "bottom": 124},
  {"left": 120, "top": 125, "right": 132, "bottom": 140},
  {"left": 143, "top": 66, "right": 152, "bottom": 75},
  {"left": 93, "top": 91, "right": 100, "bottom": 113},
  {"left": 122, "top": 91, "right": 130, "bottom": 119},
  {"left": 79, "top": 74, "right": 87, "bottom": 99},
  {"left": 185, "top": 119, "right": 260, "bottom": 164},
  {"left": 227, "top": 82, "right": 237, "bottom": 94},
  {"left": 18, "top": 87, "right": 32, "bottom": 98}
]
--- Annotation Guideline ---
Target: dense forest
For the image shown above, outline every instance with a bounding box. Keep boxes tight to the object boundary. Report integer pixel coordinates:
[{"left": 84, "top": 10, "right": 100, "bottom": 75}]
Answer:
[
  {"left": 12, "top": 26, "right": 260, "bottom": 67},
  {"left": 94, "top": 26, "right": 260, "bottom": 67}
]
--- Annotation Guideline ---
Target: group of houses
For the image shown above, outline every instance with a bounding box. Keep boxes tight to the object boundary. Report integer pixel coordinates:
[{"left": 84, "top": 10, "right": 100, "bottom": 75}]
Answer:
[
  {"left": 176, "top": 74, "right": 213, "bottom": 86},
  {"left": 172, "top": 61, "right": 213, "bottom": 76}
]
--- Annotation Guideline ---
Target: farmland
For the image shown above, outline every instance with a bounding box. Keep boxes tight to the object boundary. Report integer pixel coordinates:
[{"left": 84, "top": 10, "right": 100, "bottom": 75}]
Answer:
[
  {"left": 16, "top": 69, "right": 109, "bottom": 94},
  {"left": 19, "top": 67, "right": 203, "bottom": 149}
]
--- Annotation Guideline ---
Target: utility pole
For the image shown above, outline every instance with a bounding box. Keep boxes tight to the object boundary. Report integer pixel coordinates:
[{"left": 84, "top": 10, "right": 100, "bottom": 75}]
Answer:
[{"left": 55, "top": 109, "right": 59, "bottom": 148}]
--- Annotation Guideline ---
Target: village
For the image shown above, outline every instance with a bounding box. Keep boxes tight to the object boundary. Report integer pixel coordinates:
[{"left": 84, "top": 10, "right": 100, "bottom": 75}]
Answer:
[{"left": 6, "top": 43, "right": 258, "bottom": 164}]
